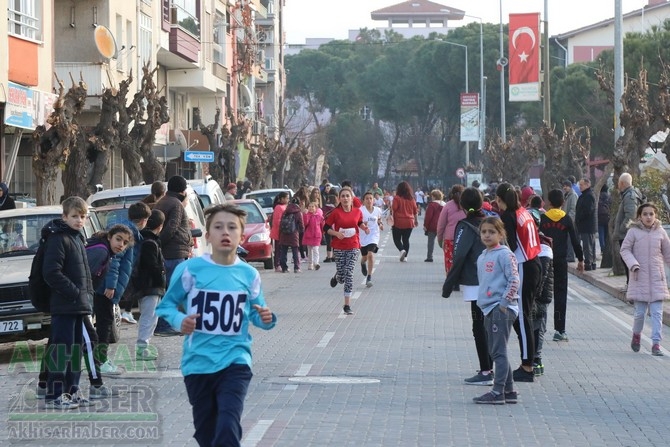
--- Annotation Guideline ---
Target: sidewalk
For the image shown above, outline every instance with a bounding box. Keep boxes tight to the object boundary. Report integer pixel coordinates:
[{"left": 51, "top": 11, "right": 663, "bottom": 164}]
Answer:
[{"left": 567, "top": 262, "right": 670, "bottom": 325}]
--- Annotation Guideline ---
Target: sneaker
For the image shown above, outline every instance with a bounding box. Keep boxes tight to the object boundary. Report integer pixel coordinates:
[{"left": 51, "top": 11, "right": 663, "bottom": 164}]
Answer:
[
  {"left": 512, "top": 367, "right": 534, "bottom": 382},
  {"left": 36, "top": 384, "right": 46, "bottom": 399},
  {"left": 315, "top": 264, "right": 320, "bottom": 270},
  {"left": 472, "top": 391, "right": 505, "bottom": 405},
  {"left": 553, "top": 331, "right": 569, "bottom": 342},
  {"left": 294, "top": 268, "right": 302, "bottom": 273},
  {"left": 275, "top": 267, "right": 282, "bottom": 272},
  {"left": 89, "top": 384, "right": 118, "bottom": 399},
  {"left": 399, "top": 250, "right": 407, "bottom": 262},
  {"left": 308, "top": 264, "right": 314, "bottom": 270},
  {"left": 504, "top": 391, "right": 518, "bottom": 404},
  {"left": 532, "top": 363, "right": 544, "bottom": 376},
  {"left": 100, "top": 360, "right": 122, "bottom": 375},
  {"left": 631, "top": 333, "right": 641, "bottom": 352},
  {"left": 44, "top": 393, "right": 79, "bottom": 410},
  {"left": 71, "top": 390, "right": 92, "bottom": 407},
  {"left": 323, "top": 257, "right": 332, "bottom": 263},
  {"left": 361, "top": 263, "right": 368, "bottom": 276},
  {"left": 343, "top": 305, "right": 353, "bottom": 315},
  {"left": 330, "top": 275, "right": 338, "bottom": 288},
  {"left": 136, "top": 347, "right": 158, "bottom": 361},
  {"left": 121, "top": 311, "right": 137, "bottom": 324},
  {"left": 424, "top": 258, "right": 433, "bottom": 262},
  {"left": 464, "top": 371, "right": 494, "bottom": 386},
  {"left": 154, "top": 328, "right": 182, "bottom": 337},
  {"left": 652, "top": 344, "right": 664, "bottom": 356},
  {"left": 366, "top": 277, "right": 373, "bottom": 288}
]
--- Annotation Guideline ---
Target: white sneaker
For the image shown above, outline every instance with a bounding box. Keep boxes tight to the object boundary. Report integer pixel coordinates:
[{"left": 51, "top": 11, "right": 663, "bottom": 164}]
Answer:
[
  {"left": 44, "top": 393, "right": 79, "bottom": 410},
  {"left": 71, "top": 390, "right": 92, "bottom": 407},
  {"left": 121, "top": 312, "right": 137, "bottom": 324},
  {"left": 100, "top": 360, "right": 122, "bottom": 375},
  {"left": 399, "top": 250, "right": 407, "bottom": 262},
  {"left": 89, "top": 384, "right": 118, "bottom": 399},
  {"left": 308, "top": 264, "right": 314, "bottom": 270}
]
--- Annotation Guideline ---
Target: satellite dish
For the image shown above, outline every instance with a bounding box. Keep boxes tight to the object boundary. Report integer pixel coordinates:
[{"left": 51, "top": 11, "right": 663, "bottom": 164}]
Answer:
[{"left": 94, "top": 25, "right": 117, "bottom": 59}]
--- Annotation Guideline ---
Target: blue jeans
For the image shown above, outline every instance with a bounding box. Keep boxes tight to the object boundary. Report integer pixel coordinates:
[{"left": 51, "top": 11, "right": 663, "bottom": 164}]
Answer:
[
  {"left": 184, "top": 364, "right": 252, "bottom": 447},
  {"left": 155, "top": 258, "right": 185, "bottom": 333},
  {"left": 46, "top": 314, "right": 84, "bottom": 400},
  {"left": 598, "top": 223, "right": 608, "bottom": 252}
]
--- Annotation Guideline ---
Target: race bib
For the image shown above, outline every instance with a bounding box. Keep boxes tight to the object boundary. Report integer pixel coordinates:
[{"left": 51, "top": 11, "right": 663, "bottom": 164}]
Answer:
[
  {"left": 340, "top": 228, "right": 356, "bottom": 238},
  {"left": 188, "top": 289, "right": 248, "bottom": 335}
]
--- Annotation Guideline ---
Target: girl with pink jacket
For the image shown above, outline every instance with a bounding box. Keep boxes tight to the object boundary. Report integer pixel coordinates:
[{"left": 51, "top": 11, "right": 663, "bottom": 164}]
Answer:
[
  {"left": 620, "top": 203, "right": 670, "bottom": 356},
  {"left": 302, "top": 202, "right": 325, "bottom": 270}
]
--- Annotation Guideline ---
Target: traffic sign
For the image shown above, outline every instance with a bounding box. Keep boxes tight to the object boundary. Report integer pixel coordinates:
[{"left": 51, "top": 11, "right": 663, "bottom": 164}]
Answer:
[
  {"left": 455, "top": 168, "right": 465, "bottom": 178},
  {"left": 184, "top": 151, "right": 214, "bottom": 162}
]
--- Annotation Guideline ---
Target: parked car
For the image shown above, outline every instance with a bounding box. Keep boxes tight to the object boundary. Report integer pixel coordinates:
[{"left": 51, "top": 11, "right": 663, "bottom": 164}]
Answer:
[
  {"left": 188, "top": 176, "right": 225, "bottom": 207},
  {"left": 230, "top": 199, "right": 273, "bottom": 269},
  {"left": 87, "top": 184, "right": 207, "bottom": 256},
  {"left": 242, "top": 188, "right": 293, "bottom": 221},
  {"left": 0, "top": 206, "right": 101, "bottom": 339}
]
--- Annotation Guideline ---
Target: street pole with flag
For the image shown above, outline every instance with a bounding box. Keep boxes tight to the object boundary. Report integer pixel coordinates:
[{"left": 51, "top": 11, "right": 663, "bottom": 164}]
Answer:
[{"left": 508, "top": 12, "right": 542, "bottom": 102}]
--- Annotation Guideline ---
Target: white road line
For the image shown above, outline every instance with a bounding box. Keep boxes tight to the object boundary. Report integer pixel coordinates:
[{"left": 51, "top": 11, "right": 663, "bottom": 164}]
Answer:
[
  {"left": 351, "top": 291, "right": 362, "bottom": 300},
  {"left": 317, "top": 332, "right": 335, "bottom": 348},
  {"left": 242, "top": 419, "right": 274, "bottom": 447},
  {"left": 294, "top": 363, "right": 312, "bottom": 376}
]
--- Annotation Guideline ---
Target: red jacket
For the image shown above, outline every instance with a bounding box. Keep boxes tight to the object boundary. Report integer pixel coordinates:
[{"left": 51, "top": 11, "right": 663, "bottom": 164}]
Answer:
[{"left": 424, "top": 201, "right": 444, "bottom": 233}]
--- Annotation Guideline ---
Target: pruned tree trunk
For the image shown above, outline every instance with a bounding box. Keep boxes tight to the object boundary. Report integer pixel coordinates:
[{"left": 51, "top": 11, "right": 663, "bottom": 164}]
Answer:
[{"left": 193, "top": 106, "right": 221, "bottom": 181}]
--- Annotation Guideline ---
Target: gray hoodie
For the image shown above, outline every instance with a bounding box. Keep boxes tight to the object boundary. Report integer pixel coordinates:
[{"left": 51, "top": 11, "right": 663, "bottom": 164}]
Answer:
[{"left": 476, "top": 245, "right": 520, "bottom": 316}]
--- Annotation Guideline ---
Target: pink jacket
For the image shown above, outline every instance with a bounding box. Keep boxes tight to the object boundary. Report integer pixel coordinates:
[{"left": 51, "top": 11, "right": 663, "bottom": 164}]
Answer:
[
  {"left": 302, "top": 209, "right": 324, "bottom": 246},
  {"left": 437, "top": 199, "right": 466, "bottom": 242},
  {"left": 620, "top": 219, "right": 670, "bottom": 303}
]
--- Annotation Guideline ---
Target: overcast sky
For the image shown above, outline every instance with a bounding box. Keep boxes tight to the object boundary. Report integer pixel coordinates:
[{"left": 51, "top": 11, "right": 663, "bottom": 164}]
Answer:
[{"left": 283, "top": 0, "right": 650, "bottom": 44}]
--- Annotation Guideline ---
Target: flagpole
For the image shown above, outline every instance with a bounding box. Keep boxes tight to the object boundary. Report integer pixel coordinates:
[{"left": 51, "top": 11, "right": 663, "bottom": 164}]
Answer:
[{"left": 499, "top": 0, "right": 506, "bottom": 141}]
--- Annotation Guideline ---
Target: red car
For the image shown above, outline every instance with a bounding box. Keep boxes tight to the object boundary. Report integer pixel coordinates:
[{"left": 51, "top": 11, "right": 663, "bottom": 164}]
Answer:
[{"left": 230, "top": 199, "right": 273, "bottom": 269}]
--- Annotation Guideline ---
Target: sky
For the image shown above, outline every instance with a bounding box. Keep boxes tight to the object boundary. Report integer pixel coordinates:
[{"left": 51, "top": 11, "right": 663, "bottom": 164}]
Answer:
[{"left": 283, "top": 0, "right": 649, "bottom": 44}]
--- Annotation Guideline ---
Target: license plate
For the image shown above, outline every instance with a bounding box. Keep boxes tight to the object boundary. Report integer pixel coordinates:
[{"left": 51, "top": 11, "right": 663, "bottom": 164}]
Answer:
[{"left": 0, "top": 320, "right": 24, "bottom": 334}]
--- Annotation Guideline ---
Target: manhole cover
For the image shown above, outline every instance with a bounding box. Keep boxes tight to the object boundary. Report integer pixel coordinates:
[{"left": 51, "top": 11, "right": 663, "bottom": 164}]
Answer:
[{"left": 288, "top": 376, "right": 380, "bottom": 384}]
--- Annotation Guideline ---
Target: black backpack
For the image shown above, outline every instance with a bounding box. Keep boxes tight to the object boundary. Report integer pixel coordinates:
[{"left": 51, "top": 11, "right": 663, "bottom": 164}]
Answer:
[
  {"left": 279, "top": 211, "right": 297, "bottom": 234},
  {"left": 28, "top": 237, "right": 50, "bottom": 313}
]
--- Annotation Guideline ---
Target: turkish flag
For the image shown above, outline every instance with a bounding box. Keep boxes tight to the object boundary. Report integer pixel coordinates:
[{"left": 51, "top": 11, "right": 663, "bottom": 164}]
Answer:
[{"left": 509, "top": 13, "right": 540, "bottom": 85}]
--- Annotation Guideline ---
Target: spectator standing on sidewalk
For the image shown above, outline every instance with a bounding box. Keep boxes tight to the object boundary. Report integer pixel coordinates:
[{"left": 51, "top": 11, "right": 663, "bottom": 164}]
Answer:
[
  {"left": 442, "top": 187, "right": 493, "bottom": 386},
  {"left": 278, "top": 197, "right": 304, "bottom": 273},
  {"left": 472, "top": 217, "right": 520, "bottom": 405},
  {"left": 562, "top": 180, "right": 578, "bottom": 262},
  {"left": 391, "top": 181, "right": 418, "bottom": 262},
  {"left": 597, "top": 184, "right": 611, "bottom": 254},
  {"left": 614, "top": 173, "right": 639, "bottom": 286},
  {"left": 270, "top": 191, "right": 289, "bottom": 271},
  {"left": 620, "top": 203, "right": 670, "bottom": 356},
  {"left": 423, "top": 189, "right": 445, "bottom": 262},
  {"left": 539, "top": 190, "right": 585, "bottom": 343},
  {"left": 156, "top": 204, "right": 276, "bottom": 447},
  {"left": 153, "top": 175, "right": 193, "bottom": 337},
  {"left": 575, "top": 178, "right": 598, "bottom": 271},
  {"left": 437, "top": 185, "right": 466, "bottom": 276}
]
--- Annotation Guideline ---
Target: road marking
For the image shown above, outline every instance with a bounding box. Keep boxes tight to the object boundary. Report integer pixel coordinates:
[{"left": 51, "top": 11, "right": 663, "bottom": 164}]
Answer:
[
  {"left": 317, "top": 332, "right": 334, "bottom": 348},
  {"left": 351, "top": 291, "right": 361, "bottom": 300},
  {"left": 242, "top": 419, "right": 274, "bottom": 447},
  {"left": 294, "top": 363, "right": 312, "bottom": 376}
]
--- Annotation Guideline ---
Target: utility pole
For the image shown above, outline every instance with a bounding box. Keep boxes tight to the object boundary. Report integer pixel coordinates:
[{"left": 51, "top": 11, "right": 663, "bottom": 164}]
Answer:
[
  {"left": 614, "top": 0, "right": 624, "bottom": 143},
  {"left": 499, "top": 0, "right": 506, "bottom": 141},
  {"left": 543, "top": 0, "right": 551, "bottom": 124}
]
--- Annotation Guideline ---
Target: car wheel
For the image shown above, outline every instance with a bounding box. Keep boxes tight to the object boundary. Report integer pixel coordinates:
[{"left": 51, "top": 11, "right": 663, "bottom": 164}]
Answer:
[{"left": 263, "top": 257, "right": 274, "bottom": 270}]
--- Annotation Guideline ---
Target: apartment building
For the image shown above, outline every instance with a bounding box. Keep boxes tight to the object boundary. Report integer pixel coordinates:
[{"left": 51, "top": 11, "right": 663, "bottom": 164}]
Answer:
[{"left": 0, "top": 0, "right": 284, "bottom": 199}]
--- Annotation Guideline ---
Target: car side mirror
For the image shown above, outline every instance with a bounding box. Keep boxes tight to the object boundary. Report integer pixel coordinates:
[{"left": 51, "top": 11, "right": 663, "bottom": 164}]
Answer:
[{"left": 190, "top": 228, "right": 203, "bottom": 238}]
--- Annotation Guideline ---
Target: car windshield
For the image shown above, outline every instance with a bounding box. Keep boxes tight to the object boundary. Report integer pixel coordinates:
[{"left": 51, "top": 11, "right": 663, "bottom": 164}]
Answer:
[
  {"left": 236, "top": 203, "right": 265, "bottom": 224},
  {"left": 199, "top": 194, "right": 212, "bottom": 207},
  {"left": 90, "top": 194, "right": 146, "bottom": 207},
  {"left": 244, "top": 192, "right": 278, "bottom": 209},
  {"left": 94, "top": 209, "right": 130, "bottom": 229},
  {"left": 0, "top": 213, "right": 94, "bottom": 257}
]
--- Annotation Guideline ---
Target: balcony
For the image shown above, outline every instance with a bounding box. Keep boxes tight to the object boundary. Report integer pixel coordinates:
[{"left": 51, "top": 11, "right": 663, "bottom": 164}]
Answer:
[{"left": 54, "top": 62, "right": 109, "bottom": 109}]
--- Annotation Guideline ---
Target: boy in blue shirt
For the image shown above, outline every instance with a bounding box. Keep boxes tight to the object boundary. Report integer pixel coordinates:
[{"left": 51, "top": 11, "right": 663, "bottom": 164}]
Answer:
[{"left": 156, "top": 203, "right": 276, "bottom": 447}]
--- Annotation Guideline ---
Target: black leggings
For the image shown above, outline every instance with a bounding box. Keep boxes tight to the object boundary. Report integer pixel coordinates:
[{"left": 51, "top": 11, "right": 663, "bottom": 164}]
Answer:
[
  {"left": 391, "top": 227, "right": 413, "bottom": 254},
  {"left": 513, "top": 257, "right": 541, "bottom": 367},
  {"left": 471, "top": 301, "right": 492, "bottom": 371}
]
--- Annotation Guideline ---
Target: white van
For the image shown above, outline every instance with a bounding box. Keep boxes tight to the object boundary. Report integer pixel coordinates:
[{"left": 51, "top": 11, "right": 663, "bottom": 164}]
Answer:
[
  {"left": 187, "top": 177, "right": 225, "bottom": 207},
  {"left": 87, "top": 184, "right": 207, "bottom": 256}
]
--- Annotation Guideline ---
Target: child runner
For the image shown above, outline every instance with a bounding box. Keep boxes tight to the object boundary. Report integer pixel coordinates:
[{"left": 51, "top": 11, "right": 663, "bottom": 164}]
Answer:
[
  {"left": 620, "top": 203, "right": 670, "bottom": 356},
  {"left": 156, "top": 204, "right": 276, "bottom": 447},
  {"left": 325, "top": 187, "right": 369, "bottom": 315},
  {"left": 359, "top": 192, "right": 383, "bottom": 287},
  {"left": 303, "top": 201, "right": 325, "bottom": 270},
  {"left": 473, "top": 217, "right": 520, "bottom": 405}
]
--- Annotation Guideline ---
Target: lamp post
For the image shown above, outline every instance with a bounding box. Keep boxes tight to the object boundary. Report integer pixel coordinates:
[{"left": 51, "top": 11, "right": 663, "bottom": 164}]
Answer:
[
  {"left": 443, "top": 41, "right": 469, "bottom": 167},
  {"left": 499, "top": 1, "right": 506, "bottom": 141}
]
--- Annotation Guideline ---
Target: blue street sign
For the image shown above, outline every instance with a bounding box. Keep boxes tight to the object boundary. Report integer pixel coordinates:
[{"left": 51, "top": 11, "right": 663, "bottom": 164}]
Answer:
[{"left": 184, "top": 151, "right": 215, "bottom": 162}]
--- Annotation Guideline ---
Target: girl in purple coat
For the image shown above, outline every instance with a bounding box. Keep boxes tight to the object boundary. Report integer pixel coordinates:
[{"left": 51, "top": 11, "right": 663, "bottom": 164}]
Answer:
[
  {"left": 303, "top": 201, "right": 325, "bottom": 270},
  {"left": 620, "top": 203, "right": 670, "bottom": 356}
]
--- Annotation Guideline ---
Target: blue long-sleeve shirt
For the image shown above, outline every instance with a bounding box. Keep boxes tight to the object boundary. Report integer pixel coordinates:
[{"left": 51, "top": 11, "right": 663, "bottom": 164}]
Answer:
[
  {"left": 476, "top": 245, "right": 520, "bottom": 316},
  {"left": 156, "top": 254, "right": 276, "bottom": 376}
]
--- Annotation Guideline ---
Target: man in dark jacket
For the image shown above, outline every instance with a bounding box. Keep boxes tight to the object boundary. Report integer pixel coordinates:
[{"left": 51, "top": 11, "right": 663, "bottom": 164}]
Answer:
[
  {"left": 575, "top": 178, "right": 598, "bottom": 270},
  {"left": 42, "top": 196, "right": 94, "bottom": 409},
  {"left": 597, "top": 184, "right": 611, "bottom": 253},
  {"left": 152, "top": 175, "right": 192, "bottom": 336}
]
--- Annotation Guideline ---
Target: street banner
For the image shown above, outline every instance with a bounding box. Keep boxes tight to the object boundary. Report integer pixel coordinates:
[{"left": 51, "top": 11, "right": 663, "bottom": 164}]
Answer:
[
  {"left": 509, "top": 12, "right": 541, "bottom": 102},
  {"left": 314, "top": 152, "right": 325, "bottom": 186},
  {"left": 460, "top": 93, "right": 480, "bottom": 142}
]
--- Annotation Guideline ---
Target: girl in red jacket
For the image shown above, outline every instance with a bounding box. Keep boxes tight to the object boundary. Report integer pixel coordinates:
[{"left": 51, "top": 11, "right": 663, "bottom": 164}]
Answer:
[{"left": 423, "top": 189, "right": 445, "bottom": 262}]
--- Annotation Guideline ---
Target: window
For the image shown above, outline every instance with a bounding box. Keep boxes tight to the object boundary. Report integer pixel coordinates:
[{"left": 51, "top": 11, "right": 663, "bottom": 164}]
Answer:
[
  {"left": 139, "top": 14, "right": 152, "bottom": 72},
  {"left": 8, "top": 0, "right": 41, "bottom": 41},
  {"left": 172, "top": 0, "right": 199, "bottom": 36},
  {"left": 213, "top": 11, "right": 226, "bottom": 65}
]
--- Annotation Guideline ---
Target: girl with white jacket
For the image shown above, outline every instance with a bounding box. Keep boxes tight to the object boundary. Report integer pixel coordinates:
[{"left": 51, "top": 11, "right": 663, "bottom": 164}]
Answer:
[{"left": 620, "top": 203, "right": 670, "bottom": 356}]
